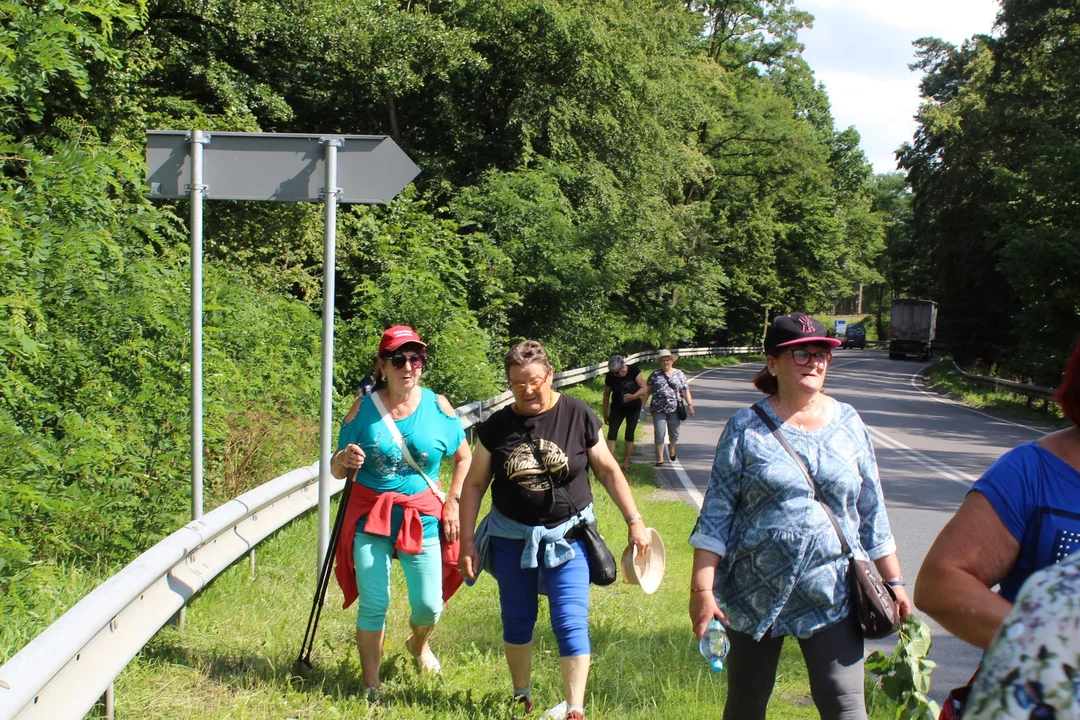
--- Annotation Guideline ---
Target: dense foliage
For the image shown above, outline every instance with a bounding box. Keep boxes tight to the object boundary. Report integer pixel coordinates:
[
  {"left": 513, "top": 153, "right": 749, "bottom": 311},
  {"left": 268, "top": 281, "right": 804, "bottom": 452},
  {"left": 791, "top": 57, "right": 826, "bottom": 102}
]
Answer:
[
  {"left": 1, "top": 0, "right": 887, "bottom": 632},
  {"left": 899, "top": 0, "right": 1080, "bottom": 384}
]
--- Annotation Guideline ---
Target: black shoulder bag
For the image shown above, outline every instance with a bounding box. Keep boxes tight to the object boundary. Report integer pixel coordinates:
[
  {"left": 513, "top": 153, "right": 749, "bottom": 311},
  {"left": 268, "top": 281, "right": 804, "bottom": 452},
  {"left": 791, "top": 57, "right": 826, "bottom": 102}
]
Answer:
[
  {"left": 751, "top": 403, "right": 900, "bottom": 639},
  {"left": 518, "top": 423, "right": 618, "bottom": 586},
  {"left": 659, "top": 372, "right": 688, "bottom": 421}
]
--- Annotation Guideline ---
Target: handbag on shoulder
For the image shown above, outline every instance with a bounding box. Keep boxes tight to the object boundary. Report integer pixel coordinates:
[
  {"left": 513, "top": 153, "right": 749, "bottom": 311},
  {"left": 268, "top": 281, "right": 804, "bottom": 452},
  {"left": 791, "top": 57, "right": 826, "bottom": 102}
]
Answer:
[
  {"left": 752, "top": 404, "right": 901, "bottom": 639},
  {"left": 660, "top": 372, "right": 688, "bottom": 421},
  {"left": 573, "top": 515, "right": 618, "bottom": 586}
]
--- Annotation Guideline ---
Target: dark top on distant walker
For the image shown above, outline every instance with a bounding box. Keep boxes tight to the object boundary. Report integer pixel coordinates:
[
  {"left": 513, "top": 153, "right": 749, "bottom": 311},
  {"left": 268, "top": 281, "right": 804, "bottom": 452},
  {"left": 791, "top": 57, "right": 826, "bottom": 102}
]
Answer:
[
  {"left": 478, "top": 395, "right": 601, "bottom": 528},
  {"left": 605, "top": 364, "right": 642, "bottom": 411}
]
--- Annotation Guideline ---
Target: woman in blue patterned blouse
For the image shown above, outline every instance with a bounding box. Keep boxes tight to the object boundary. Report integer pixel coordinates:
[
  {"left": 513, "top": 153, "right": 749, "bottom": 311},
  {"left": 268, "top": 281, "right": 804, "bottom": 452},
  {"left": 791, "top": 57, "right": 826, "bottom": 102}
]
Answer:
[{"left": 688, "top": 313, "right": 912, "bottom": 720}]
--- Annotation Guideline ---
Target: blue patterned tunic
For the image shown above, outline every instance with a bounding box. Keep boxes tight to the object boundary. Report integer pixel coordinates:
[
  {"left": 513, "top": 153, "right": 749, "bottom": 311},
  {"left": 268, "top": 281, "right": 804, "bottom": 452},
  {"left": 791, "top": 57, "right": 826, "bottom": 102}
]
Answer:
[{"left": 689, "top": 398, "right": 896, "bottom": 640}]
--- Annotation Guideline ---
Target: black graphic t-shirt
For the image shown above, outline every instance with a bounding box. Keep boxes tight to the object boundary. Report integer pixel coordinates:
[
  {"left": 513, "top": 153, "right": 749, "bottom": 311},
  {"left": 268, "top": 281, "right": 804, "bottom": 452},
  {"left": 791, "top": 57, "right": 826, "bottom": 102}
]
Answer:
[
  {"left": 478, "top": 395, "right": 601, "bottom": 527},
  {"left": 605, "top": 364, "right": 642, "bottom": 411}
]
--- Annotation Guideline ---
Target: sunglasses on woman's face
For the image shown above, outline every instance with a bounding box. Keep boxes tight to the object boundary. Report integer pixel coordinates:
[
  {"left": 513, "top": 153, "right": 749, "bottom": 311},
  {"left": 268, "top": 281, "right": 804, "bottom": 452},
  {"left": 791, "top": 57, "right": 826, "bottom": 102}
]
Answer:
[
  {"left": 788, "top": 349, "right": 832, "bottom": 366},
  {"left": 383, "top": 352, "right": 427, "bottom": 370}
]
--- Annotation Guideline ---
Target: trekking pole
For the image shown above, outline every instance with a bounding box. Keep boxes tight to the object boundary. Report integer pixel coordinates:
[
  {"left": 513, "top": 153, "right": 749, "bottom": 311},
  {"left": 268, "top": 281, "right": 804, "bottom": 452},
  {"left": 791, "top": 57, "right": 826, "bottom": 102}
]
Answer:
[{"left": 297, "top": 467, "right": 356, "bottom": 667}]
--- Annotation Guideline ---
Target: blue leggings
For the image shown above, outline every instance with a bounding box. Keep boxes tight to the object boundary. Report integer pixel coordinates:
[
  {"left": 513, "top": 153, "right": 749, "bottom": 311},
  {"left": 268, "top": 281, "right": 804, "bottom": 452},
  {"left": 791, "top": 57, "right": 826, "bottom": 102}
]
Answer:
[
  {"left": 491, "top": 536, "right": 591, "bottom": 657},
  {"left": 353, "top": 530, "right": 442, "bottom": 631}
]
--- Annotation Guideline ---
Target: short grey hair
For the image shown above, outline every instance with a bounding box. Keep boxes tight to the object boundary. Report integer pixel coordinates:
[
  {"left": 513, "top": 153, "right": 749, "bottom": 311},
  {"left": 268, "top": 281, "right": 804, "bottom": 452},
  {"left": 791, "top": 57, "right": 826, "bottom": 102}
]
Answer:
[{"left": 504, "top": 340, "right": 554, "bottom": 378}]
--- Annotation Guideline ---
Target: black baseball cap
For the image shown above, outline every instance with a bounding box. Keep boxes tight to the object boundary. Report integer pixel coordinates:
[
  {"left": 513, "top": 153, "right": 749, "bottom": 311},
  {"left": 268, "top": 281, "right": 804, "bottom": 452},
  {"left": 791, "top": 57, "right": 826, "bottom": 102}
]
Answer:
[{"left": 764, "top": 313, "right": 842, "bottom": 355}]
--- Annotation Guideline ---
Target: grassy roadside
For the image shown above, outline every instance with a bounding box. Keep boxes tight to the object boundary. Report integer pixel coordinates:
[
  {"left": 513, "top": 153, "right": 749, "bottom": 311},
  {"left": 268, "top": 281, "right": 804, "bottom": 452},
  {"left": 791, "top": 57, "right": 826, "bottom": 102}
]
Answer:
[
  {"left": 102, "top": 353, "right": 896, "bottom": 719},
  {"left": 921, "top": 359, "right": 1066, "bottom": 426}
]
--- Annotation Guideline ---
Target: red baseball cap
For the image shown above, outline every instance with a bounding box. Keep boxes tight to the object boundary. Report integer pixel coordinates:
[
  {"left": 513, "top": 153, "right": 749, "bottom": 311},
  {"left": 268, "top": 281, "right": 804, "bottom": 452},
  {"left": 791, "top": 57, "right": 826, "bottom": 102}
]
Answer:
[{"left": 378, "top": 325, "right": 426, "bottom": 353}]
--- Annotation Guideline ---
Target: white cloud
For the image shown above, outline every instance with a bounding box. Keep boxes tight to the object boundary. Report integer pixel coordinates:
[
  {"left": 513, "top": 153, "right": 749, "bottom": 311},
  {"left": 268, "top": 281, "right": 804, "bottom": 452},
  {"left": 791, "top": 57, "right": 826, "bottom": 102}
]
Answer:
[
  {"left": 796, "top": 0, "right": 1000, "bottom": 172},
  {"left": 816, "top": 70, "right": 920, "bottom": 173},
  {"left": 801, "top": 0, "right": 999, "bottom": 43}
]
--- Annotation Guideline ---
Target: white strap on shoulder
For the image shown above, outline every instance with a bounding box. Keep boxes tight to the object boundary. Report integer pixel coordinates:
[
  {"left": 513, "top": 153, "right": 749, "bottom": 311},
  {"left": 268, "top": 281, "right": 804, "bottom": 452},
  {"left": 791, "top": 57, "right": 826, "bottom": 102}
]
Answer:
[{"left": 371, "top": 390, "right": 446, "bottom": 502}]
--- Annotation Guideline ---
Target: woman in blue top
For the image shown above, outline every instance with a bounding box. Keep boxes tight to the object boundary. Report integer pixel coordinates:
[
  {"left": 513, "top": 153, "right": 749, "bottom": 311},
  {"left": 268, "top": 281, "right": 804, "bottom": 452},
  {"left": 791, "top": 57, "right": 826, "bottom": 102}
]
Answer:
[
  {"left": 331, "top": 325, "right": 471, "bottom": 698},
  {"left": 916, "top": 338, "right": 1080, "bottom": 652},
  {"left": 688, "top": 313, "right": 912, "bottom": 720}
]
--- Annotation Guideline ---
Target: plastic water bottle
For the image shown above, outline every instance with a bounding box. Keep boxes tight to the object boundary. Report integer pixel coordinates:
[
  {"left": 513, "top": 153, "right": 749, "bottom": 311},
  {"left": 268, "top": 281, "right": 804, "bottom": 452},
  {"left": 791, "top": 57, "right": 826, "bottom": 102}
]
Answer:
[{"left": 699, "top": 619, "right": 730, "bottom": 672}]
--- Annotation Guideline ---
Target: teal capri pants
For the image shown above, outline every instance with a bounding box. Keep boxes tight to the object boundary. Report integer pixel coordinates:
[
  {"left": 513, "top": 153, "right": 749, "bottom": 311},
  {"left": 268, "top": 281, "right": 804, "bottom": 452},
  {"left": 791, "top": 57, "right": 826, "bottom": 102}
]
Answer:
[{"left": 353, "top": 529, "right": 443, "bottom": 631}]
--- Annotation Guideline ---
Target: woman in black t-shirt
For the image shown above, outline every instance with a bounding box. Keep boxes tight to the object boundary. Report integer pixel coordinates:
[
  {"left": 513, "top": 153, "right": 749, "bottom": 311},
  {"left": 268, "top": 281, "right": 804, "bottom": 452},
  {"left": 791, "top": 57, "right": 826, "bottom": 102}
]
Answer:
[
  {"left": 602, "top": 355, "right": 647, "bottom": 472},
  {"left": 458, "top": 340, "right": 651, "bottom": 720}
]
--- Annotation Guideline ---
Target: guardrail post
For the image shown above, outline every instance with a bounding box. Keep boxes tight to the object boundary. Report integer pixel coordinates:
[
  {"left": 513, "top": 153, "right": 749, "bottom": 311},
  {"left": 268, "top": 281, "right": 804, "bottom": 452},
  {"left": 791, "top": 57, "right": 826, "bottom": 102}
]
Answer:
[
  {"left": 250, "top": 549, "right": 256, "bottom": 579},
  {"left": 104, "top": 682, "right": 114, "bottom": 720}
]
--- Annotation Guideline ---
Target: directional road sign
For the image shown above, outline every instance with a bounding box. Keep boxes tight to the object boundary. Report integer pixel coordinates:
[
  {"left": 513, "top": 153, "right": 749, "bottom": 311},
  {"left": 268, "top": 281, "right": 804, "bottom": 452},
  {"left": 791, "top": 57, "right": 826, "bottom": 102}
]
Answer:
[{"left": 146, "top": 131, "right": 420, "bottom": 204}]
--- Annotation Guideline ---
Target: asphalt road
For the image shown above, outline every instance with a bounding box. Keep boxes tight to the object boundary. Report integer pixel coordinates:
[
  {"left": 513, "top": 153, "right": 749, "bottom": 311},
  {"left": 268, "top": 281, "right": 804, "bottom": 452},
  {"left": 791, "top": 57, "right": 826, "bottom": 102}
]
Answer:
[{"left": 651, "top": 349, "right": 1054, "bottom": 703}]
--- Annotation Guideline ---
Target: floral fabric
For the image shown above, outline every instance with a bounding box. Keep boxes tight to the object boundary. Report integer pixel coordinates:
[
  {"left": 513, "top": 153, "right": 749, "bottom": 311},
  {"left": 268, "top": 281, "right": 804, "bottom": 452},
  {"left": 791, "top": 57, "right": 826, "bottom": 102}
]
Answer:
[
  {"left": 688, "top": 398, "right": 896, "bottom": 640},
  {"left": 647, "top": 369, "right": 687, "bottom": 413},
  {"left": 965, "top": 550, "right": 1080, "bottom": 720}
]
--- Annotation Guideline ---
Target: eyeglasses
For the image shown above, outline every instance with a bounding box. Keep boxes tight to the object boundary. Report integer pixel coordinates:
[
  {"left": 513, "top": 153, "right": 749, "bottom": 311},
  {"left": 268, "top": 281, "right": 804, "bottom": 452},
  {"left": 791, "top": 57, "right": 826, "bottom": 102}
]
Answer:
[
  {"left": 509, "top": 377, "right": 548, "bottom": 394},
  {"left": 788, "top": 349, "right": 833, "bottom": 366},
  {"left": 382, "top": 352, "right": 427, "bottom": 370}
]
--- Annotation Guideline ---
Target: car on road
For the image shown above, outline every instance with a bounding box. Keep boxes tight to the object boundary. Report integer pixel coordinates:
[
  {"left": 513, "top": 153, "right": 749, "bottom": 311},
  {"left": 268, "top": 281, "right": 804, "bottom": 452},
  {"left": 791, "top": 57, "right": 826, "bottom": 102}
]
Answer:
[{"left": 840, "top": 325, "right": 866, "bottom": 349}]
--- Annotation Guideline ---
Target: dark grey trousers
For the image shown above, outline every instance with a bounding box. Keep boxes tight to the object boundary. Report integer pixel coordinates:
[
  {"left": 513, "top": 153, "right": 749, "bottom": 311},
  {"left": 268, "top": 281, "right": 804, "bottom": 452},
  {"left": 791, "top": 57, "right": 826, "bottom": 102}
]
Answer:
[{"left": 722, "top": 613, "right": 867, "bottom": 720}]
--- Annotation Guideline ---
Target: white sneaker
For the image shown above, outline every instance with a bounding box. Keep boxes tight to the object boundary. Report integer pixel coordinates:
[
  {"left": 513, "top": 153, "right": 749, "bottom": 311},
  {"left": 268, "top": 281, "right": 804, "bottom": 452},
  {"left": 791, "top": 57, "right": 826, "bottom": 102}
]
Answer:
[{"left": 540, "top": 701, "right": 568, "bottom": 720}]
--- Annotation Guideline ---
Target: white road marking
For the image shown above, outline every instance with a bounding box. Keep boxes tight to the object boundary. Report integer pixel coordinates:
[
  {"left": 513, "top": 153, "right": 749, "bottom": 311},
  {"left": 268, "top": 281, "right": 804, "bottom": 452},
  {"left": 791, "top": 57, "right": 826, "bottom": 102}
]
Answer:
[
  {"left": 908, "top": 363, "right": 1050, "bottom": 435},
  {"left": 669, "top": 462, "right": 705, "bottom": 509},
  {"left": 865, "top": 424, "right": 978, "bottom": 487},
  {"left": 648, "top": 364, "right": 743, "bottom": 508}
]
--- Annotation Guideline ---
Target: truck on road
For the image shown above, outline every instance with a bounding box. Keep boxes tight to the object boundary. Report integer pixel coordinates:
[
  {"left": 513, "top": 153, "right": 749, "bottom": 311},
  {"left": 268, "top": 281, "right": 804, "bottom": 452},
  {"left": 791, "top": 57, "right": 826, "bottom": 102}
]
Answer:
[{"left": 889, "top": 299, "right": 938, "bottom": 360}]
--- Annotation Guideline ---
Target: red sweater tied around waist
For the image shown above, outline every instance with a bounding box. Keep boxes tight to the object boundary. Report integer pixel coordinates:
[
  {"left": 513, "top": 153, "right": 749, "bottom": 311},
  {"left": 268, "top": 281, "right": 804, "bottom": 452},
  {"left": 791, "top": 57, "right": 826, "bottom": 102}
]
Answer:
[{"left": 334, "top": 482, "right": 462, "bottom": 609}]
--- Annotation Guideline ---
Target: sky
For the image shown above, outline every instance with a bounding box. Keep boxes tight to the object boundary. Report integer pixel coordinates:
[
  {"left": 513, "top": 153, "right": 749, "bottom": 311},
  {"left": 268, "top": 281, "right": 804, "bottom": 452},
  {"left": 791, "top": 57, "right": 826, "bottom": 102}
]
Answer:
[{"left": 796, "top": 0, "right": 1001, "bottom": 174}]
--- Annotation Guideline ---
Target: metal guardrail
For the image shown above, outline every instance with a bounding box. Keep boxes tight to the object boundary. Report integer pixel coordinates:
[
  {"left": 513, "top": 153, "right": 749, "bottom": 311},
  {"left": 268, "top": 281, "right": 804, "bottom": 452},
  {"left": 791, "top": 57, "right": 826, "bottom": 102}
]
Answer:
[
  {"left": 0, "top": 462, "right": 331, "bottom": 719},
  {"left": 951, "top": 361, "right": 1056, "bottom": 400},
  {"left": 0, "top": 345, "right": 754, "bottom": 719}
]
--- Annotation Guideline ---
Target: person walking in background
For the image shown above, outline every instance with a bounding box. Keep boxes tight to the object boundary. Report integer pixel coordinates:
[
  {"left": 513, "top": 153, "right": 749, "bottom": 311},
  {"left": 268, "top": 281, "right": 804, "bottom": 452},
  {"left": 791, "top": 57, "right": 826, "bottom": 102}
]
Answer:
[
  {"left": 342, "top": 357, "right": 379, "bottom": 424},
  {"left": 688, "top": 313, "right": 912, "bottom": 720},
  {"left": 457, "top": 340, "right": 651, "bottom": 720},
  {"left": 602, "top": 354, "right": 647, "bottom": 471},
  {"left": 645, "top": 349, "right": 693, "bottom": 466},
  {"left": 915, "top": 338, "right": 1080, "bottom": 651},
  {"left": 330, "top": 325, "right": 472, "bottom": 699}
]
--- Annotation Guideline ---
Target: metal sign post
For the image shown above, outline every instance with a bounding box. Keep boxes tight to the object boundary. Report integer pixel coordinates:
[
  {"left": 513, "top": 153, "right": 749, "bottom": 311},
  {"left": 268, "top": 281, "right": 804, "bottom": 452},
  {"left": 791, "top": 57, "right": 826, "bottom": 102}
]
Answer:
[
  {"left": 317, "top": 137, "right": 342, "bottom": 572},
  {"left": 146, "top": 131, "right": 419, "bottom": 583},
  {"left": 188, "top": 130, "right": 208, "bottom": 521}
]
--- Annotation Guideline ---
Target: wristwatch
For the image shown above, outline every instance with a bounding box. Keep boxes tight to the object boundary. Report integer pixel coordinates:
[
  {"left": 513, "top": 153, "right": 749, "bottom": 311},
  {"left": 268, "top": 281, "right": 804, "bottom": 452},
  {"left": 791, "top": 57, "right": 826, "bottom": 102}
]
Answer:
[{"left": 883, "top": 577, "right": 906, "bottom": 587}]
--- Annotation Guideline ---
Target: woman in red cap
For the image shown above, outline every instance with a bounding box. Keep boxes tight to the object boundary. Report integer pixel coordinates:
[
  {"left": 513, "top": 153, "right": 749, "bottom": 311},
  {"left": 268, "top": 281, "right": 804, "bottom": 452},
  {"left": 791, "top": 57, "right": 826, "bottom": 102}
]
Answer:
[
  {"left": 330, "top": 325, "right": 471, "bottom": 699},
  {"left": 688, "top": 312, "right": 911, "bottom": 720}
]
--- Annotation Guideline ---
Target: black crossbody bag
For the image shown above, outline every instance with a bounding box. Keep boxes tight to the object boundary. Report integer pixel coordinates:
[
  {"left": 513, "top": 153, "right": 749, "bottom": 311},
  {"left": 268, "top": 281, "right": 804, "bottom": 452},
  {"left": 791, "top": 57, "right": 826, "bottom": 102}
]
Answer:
[
  {"left": 752, "top": 403, "right": 900, "bottom": 639},
  {"left": 517, "top": 423, "right": 618, "bottom": 586}
]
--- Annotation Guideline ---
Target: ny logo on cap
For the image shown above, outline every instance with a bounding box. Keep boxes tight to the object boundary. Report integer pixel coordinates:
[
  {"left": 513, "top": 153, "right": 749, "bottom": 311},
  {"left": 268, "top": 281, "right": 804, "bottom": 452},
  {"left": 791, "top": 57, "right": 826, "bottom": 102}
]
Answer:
[{"left": 798, "top": 316, "right": 816, "bottom": 333}]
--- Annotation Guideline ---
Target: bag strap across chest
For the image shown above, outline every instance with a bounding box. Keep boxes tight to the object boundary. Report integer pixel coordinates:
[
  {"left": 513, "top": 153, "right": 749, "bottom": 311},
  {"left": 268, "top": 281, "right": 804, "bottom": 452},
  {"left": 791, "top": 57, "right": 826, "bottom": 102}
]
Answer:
[
  {"left": 516, "top": 415, "right": 586, "bottom": 523},
  {"left": 751, "top": 403, "right": 851, "bottom": 556},
  {"left": 371, "top": 390, "right": 446, "bottom": 503}
]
